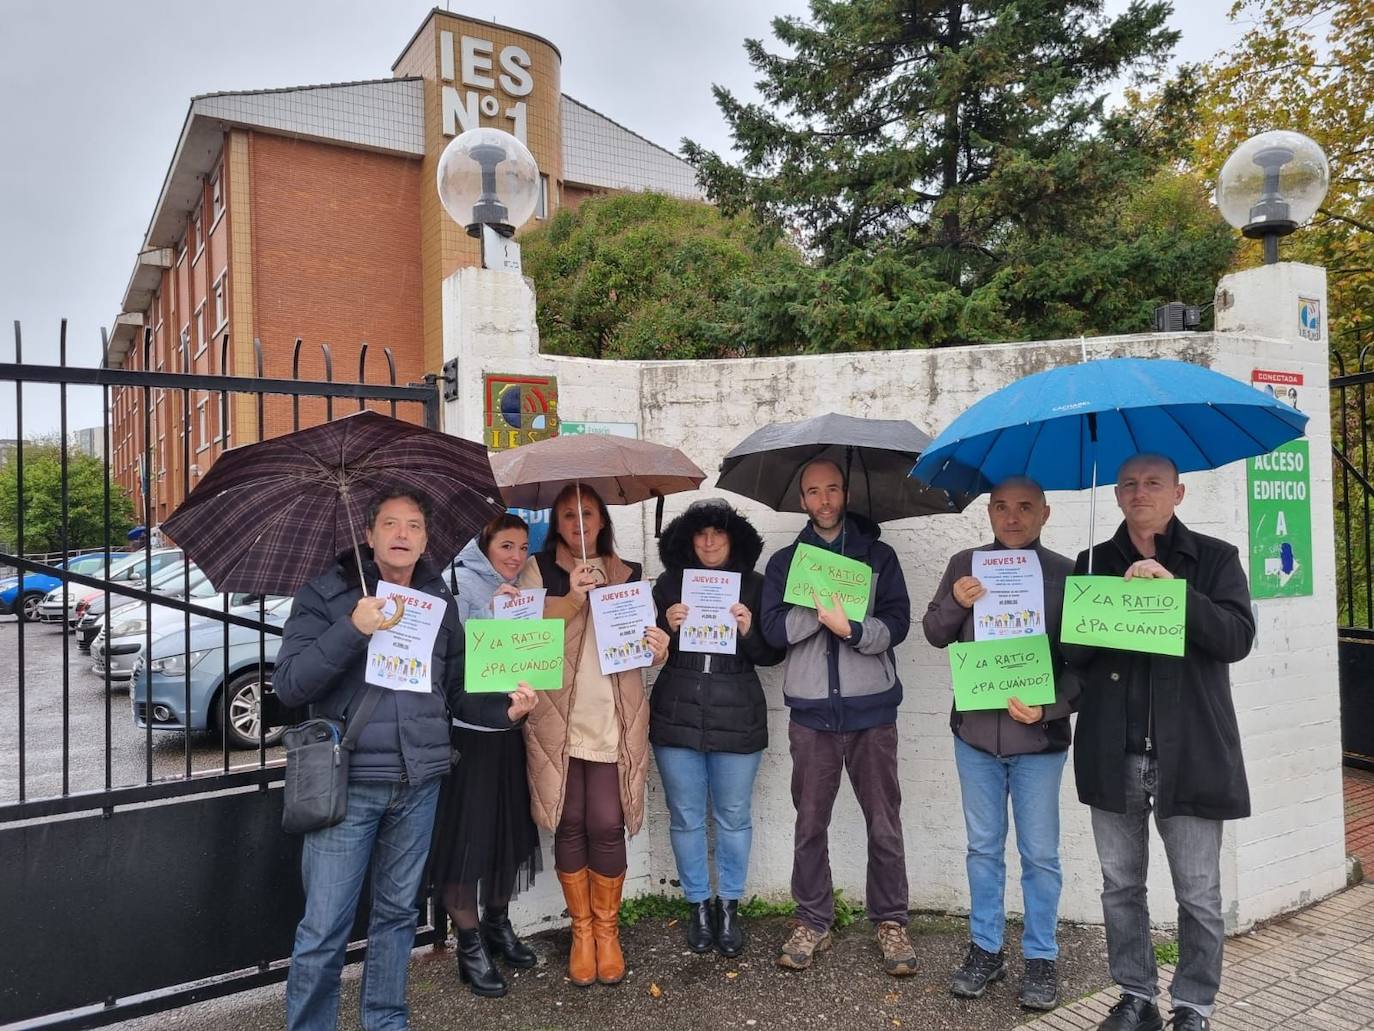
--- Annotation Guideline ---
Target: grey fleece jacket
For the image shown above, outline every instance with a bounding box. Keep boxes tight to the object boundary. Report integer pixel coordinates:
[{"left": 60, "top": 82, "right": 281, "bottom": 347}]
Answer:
[{"left": 922, "top": 539, "right": 1079, "bottom": 756}]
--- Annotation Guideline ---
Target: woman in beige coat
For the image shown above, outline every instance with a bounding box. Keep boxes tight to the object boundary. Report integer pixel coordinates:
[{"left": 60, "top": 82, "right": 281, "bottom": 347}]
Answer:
[{"left": 518, "top": 484, "right": 668, "bottom": 987}]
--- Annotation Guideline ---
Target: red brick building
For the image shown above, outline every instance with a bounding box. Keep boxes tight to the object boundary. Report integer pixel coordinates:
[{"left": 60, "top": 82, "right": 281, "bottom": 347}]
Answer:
[{"left": 106, "top": 10, "right": 701, "bottom": 522}]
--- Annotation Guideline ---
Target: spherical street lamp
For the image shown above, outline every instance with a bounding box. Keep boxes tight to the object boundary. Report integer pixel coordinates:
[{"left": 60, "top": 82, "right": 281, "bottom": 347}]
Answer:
[
  {"left": 436, "top": 127, "right": 540, "bottom": 238},
  {"left": 1216, "top": 130, "right": 1329, "bottom": 265}
]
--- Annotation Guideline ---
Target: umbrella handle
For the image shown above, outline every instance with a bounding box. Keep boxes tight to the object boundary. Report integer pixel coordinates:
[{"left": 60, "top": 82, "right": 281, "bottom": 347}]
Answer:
[{"left": 1086, "top": 413, "right": 1098, "bottom": 576}]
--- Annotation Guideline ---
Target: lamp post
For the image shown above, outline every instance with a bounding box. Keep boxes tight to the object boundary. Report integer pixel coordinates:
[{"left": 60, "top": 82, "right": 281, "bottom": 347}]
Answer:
[
  {"left": 1216, "top": 130, "right": 1329, "bottom": 265},
  {"left": 436, "top": 127, "right": 540, "bottom": 242}
]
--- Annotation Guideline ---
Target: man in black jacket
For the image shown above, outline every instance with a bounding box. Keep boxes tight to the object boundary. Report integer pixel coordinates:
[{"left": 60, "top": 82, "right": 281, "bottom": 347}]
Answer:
[
  {"left": 923, "top": 477, "right": 1078, "bottom": 1012},
  {"left": 276, "top": 489, "right": 534, "bottom": 1031},
  {"left": 1070, "top": 455, "right": 1255, "bottom": 1031}
]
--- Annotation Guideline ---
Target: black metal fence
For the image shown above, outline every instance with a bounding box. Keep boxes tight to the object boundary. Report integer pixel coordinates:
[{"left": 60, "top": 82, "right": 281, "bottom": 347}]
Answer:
[
  {"left": 0, "top": 322, "right": 442, "bottom": 1027},
  {"left": 1332, "top": 335, "right": 1374, "bottom": 768}
]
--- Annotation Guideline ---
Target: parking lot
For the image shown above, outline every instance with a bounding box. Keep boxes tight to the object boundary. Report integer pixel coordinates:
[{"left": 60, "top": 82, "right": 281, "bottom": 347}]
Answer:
[{"left": 0, "top": 615, "right": 284, "bottom": 804}]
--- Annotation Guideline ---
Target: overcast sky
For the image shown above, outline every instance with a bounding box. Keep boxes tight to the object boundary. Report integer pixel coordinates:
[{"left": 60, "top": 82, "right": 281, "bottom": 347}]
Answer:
[{"left": 1, "top": 0, "right": 1247, "bottom": 437}]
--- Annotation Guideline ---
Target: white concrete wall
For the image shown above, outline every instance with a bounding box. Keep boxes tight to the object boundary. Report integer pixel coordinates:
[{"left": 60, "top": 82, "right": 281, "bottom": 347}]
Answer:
[{"left": 443, "top": 265, "right": 1346, "bottom": 936}]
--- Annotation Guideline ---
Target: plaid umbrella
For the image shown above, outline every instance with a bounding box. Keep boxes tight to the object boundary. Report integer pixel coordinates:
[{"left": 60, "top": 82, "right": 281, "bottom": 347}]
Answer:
[{"left": 162, "top": 410, "right": 504, "bottom": 595}]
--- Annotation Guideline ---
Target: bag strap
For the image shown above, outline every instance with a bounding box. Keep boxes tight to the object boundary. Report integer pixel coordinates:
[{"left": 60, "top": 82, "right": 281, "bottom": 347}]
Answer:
[{"left": 339, "top": 686, "right": 384, "bottom": 752}]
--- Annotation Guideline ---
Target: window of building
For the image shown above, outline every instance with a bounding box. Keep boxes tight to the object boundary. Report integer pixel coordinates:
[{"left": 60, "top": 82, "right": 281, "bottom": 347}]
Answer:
[
  {"left": 213, "top": 276, "right": 227, "bottom": 332},
  {"left": 192, "top": 212, "right": 204, "bottom": 260},
  {"left": 197, "top": 396, "right": 209, "bottom": 452},
  {"left": 211, "top": 171, "right": 224, "bottom": 225},
  {"left": 194, "top": 304, "right": 206, "bottom": 357},
  {"left": 536, "top": 174, "right": 549, "bottom": 219},
  {"left": 179, "top": 327, "right": 189, "bottom": 368}
]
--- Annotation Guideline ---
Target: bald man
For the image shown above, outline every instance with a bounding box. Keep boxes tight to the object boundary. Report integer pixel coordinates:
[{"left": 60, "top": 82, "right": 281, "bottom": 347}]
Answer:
[{"left": 1069, "top": 454, "right": 1254, "bottom": 1031}]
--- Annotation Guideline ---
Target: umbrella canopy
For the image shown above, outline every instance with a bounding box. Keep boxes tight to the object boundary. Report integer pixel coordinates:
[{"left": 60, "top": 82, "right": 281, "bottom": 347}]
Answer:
[
  {"left": 489, "top": 433, "right": 706, "bottom": 510},
  {"left": 911, "top": 358, "right": 1310, "bottom": 495},
  {"left": 717, "top": 412, "right": 972, "bottom": 522},
  {"left": 162, "top": 410, "right": 504, "bottom": 595}
]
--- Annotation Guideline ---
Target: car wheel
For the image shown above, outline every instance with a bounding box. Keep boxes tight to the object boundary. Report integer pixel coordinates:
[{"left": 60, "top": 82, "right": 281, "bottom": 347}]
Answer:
[
  {"left": 217, "top": 669, "right": 285, "bottom": 750},
  {"left": 19, "top": 592, "right": 43, "bottom": 622}
]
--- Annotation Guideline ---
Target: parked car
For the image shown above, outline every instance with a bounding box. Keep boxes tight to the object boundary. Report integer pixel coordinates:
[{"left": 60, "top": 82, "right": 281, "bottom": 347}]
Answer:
[
  {"left": 130, "top": 596, "right": 294, "bottom": 749},
  {"left": 35, "top": 552, "right": 122, "bottom": 626},
  {"left": 0, "top": 551, "right": 108, "bottom": 622},
  {"left": 92, "top": 567, "right": 268, "bottom": 682},
  {"left": 73, "top": 549, "right": 184, "bottom": 651}
]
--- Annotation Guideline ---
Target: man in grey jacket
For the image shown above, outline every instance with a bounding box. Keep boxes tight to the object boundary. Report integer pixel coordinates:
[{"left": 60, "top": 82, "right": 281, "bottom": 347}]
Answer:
[
  {"left": 275, "top": 489, "right": 535, "bottom": 1031},
  {"left": 923, "top": 477, "right": 1078, "bottom": 1012},
  {"left": 761, "top": 459, "right": 916, "bottom": 978}
]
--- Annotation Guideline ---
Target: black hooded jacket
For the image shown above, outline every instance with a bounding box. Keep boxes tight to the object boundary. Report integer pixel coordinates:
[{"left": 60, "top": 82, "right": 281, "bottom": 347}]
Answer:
[{"left": 650, "top": 505, "right": 786, "bottom": 754}]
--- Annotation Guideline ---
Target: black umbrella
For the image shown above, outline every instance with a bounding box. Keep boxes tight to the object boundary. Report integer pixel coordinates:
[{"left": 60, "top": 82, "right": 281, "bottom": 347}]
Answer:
[{"left": 716, "top": 412, "right": 973, "bottom": 522}]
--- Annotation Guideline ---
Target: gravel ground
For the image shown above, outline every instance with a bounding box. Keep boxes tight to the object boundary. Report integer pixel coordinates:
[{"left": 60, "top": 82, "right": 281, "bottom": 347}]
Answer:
[{"left": 120, "top": 913, "right": 1113, "bottom": 1031}]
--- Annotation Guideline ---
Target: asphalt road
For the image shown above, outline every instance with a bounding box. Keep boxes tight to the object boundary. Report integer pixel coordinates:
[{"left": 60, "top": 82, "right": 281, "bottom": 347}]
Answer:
[{"left": 0, "top": 614, "right": 284, "bottom": 804}]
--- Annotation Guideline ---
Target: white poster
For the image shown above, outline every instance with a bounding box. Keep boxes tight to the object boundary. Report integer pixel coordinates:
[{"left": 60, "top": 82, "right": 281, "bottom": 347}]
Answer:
[
  {"left": 588, "top": 581, "right": 657, "bottom": 675},
  {"left": 492, "top": 587, "right": 545, "bottom": 622},
  {"left": 679, "top": 568, "right": 741, "bottom": 655},
  {"left": 366, "top": 581, "right": 447, "bottom": 692},
  {"left": 971, "top": 550, "right": 1046, "bottom": 641}
]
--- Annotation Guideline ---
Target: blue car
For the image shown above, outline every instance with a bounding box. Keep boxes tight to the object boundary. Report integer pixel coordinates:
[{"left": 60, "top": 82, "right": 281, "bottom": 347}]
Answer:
[
  {"left": 129, "top": 596, "right": 293, "bottom": 749},
  {"left": 0, "top": 552, "right": 109, "bottom": 621}
]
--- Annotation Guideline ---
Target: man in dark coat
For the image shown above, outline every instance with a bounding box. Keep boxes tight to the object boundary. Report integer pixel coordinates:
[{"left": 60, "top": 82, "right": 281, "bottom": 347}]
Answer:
[
  {"left": 923, "top": 477, "right": 1079, "bottom": 1012},
  {"left": 1069, "top": 455, "right": 1255, "bottom": 1031},
  {"left": 275, "top": 489, "right": 534, "bottom": 1031},
  {"left": 760, "top": 459, "right": 917, "bottom": 978}
]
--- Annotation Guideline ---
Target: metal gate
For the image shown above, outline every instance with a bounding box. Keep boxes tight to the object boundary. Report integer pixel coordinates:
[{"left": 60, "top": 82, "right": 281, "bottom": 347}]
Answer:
[
  {"left": 1333, "top": 339, "right": 1374, "bottom": 769},
  {"left": 0, "top": 323, "right": 442, "bottom": 1028}
]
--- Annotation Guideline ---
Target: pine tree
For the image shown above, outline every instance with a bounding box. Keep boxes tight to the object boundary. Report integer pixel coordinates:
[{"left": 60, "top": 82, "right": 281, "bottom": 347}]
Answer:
[{"left": 683, "top": 0, "right": 1195, "bottom": 300}]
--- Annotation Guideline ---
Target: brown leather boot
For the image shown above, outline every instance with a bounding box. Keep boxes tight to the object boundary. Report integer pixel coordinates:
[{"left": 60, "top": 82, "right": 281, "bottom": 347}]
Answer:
[
  {"left": 588, "top": 870, "right": 627, "bottom": 984},
  {"left": 556, "top": 868, "right": 597, "bottom": 987}
]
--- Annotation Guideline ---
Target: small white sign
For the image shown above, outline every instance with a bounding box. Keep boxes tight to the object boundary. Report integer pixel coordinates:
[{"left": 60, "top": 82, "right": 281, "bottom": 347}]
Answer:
[
  {"left": 971, "top": 550, "right": 1046, "bottom": 641},
  {"left": 366, "top": 581, "right": 447, "bottom": 693},
  {"left": 493, "top": 587, "right": 545, "bottom": 621},
  {"left": 679, "top": 569, "right": 741, "bottom": 655},
  {"left": 588, "top": 581, "right": 657, "bottom": 675},
  {"left": 482, "top": 224, "right": 522, "bottom": 273}
]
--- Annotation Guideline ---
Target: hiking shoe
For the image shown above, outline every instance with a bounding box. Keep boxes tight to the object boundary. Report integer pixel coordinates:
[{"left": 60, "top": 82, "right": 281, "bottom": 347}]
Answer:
[
  {"left": 775, "top": 923, "right": 831, "bottom": 970},
  {"left": 1098, "top": 994, "right": 1163, "bottom": 1031},
  {"left": 1166, "top": 1008, "right": 1208, "bottom": 1031},
  {"left": 1018, "top": 958, "right": 1058, "bottom": 1010},
  {"left": 949, "top": 941, "right": 1006, "bottom": 997},
  {"left": 876, "top": 920, "right": 917, "bottom": 977}
]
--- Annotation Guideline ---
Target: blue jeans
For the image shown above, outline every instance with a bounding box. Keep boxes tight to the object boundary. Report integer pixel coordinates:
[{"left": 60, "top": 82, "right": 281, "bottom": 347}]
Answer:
[
  {"left": 654, "top": 746, "right": 763, "bottom": 902},
  {"left": 286, "top": 777, "right": 441, "bottom": 1031},
  {"left": 1091, "top": 752, "right": 1225, "bottom": 1017},
  {"left": 953, "top": 734, "right": 1067, "bottom": 960}
]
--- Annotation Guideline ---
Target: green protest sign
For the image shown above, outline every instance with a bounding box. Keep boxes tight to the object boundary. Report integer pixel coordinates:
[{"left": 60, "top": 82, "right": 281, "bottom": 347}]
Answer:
[
  {"left": 949, "top": 634, "right": 1056, "bottom": 712},
  {"left": 784, "top": 543, "right": 871, "bottom": 621},
  {"left": 464, "top": 619, "right": 565, "bottom": 693},
  {"left": 1247, "top": 440, "right": 1313, "bottom": 599},
  {"left": 1060, "top": 576, "right": 1187, "bottom": 657}
]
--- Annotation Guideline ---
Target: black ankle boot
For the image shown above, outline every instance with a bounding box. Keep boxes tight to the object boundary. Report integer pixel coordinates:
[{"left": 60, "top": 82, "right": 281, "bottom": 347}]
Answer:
[
  {"left": 456, "top": 927, "right": 507, "bottom": 997},
  {"left": 714, "top": 898, "right": 746, "bottom": 957},
  {"left": 685, "top": 900, "right": 715, "bottom": 953},
  {"left": 481, "top": 906, "right": 537, "bottom": 968}
]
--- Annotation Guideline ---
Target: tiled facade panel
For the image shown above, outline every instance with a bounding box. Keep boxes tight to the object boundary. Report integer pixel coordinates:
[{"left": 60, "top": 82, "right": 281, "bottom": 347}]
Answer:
[{"left": 194, "top": 80, "right": 425, "bottom": 157}]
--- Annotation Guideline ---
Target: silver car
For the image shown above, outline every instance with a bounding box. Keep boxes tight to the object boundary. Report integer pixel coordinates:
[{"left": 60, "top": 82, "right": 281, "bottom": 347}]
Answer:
[
  {"left": 130, "top": 596, "right": 294, "bottom": 749},
  {"left": 92, "top": 566, "right": 263, "bottom": 682}
]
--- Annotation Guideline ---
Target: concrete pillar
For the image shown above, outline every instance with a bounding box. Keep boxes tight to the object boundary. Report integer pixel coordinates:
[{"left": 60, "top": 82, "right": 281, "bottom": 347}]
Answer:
[{"left": 1215, "top": 261, "right": 1328, "bottom": 351}]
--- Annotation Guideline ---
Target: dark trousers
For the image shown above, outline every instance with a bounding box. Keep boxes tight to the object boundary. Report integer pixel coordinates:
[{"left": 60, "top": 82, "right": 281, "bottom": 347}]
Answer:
[
  {"left": 555, "top": 757, "right": 627, "bottom": 876},
  {"left": 789, "top": 720, "right": 909, "bottom": 932}
]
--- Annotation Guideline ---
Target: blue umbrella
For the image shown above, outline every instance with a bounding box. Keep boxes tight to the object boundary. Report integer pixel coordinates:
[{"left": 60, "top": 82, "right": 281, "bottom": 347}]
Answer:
[{"left": 910, "top": 357, "right": 1309, "bottom": 567}]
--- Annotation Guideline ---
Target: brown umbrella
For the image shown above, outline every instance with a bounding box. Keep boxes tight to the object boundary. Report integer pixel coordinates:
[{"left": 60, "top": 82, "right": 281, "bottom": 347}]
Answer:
[{"left": 488, "top": 434, "right": 706, "bottom": 558}]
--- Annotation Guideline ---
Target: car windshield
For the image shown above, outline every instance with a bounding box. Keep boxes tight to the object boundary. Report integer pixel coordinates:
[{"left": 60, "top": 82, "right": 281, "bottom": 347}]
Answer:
[{"left": 149, "top": 561, "right": 197, "bottom": 590}]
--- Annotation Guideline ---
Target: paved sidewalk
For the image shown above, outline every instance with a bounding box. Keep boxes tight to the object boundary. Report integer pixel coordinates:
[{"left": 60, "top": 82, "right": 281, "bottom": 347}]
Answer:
[{"left": 1021, "top": 882, "right": 1374, "bottom": 1030}]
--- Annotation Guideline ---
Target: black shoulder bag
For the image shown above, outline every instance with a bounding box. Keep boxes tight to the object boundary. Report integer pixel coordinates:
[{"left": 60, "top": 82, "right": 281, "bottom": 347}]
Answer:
[{"left": 281, "top": 686, "right": 384, "bottom": 834}]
